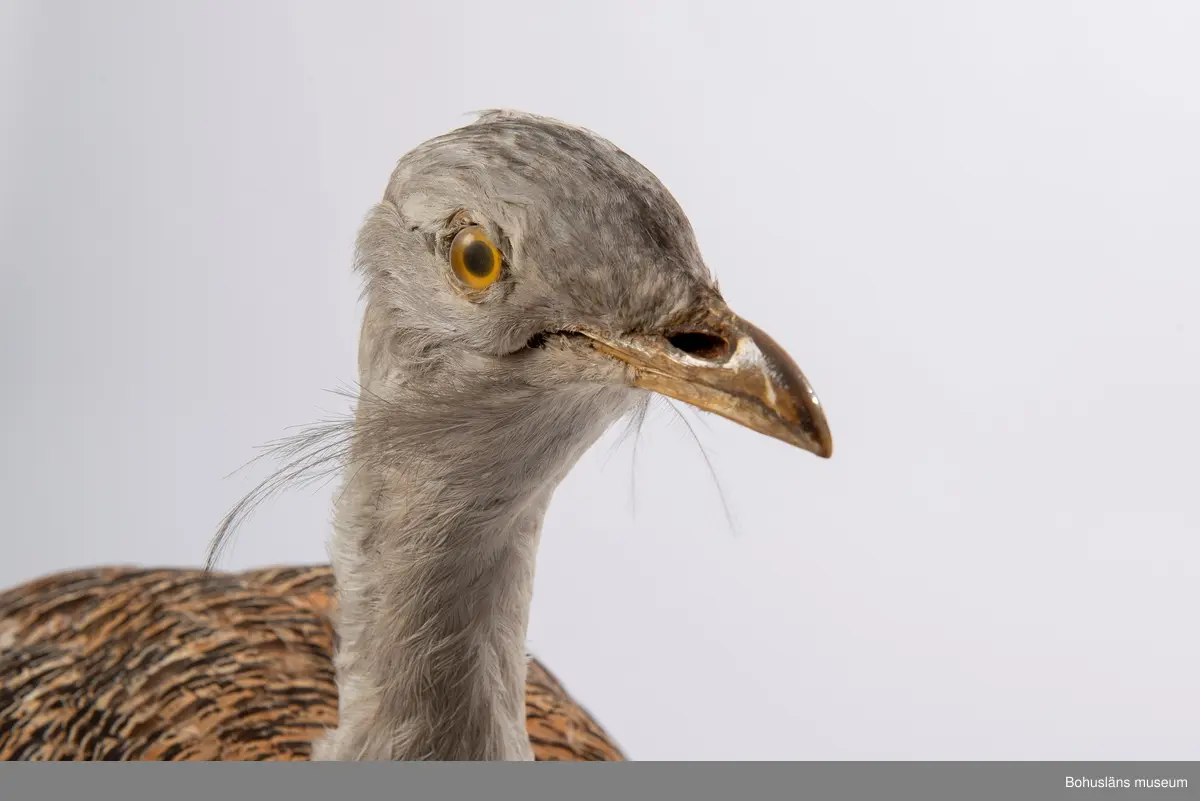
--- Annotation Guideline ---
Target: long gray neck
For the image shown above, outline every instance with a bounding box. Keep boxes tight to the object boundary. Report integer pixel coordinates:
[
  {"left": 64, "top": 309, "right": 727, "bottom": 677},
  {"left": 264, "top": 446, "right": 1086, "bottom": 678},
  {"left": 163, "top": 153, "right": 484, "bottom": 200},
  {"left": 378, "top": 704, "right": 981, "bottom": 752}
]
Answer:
[
  {"left": 313, "top": 319, "right": 627, "bottom": 760},
  {"left": 314, "top": 460, "right": 548, "bottom": 760}
]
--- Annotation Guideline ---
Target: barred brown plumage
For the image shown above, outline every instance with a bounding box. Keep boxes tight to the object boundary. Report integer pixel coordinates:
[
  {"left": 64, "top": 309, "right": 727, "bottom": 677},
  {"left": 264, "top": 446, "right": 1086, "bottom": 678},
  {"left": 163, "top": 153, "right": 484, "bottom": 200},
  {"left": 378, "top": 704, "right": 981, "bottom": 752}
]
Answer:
[{"left": 0, "top": 565, "right": 623, "bottom": 762}]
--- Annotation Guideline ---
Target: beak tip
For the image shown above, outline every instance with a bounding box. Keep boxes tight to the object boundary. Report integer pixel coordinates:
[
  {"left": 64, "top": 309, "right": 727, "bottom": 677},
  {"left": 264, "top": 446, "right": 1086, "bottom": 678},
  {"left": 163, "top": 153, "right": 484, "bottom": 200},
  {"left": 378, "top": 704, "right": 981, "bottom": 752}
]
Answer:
[
  {"left": 815, "top": 418, "right": 834, "bottom": 459},
  {"left": 802, "top": 427, "right": 834, "bottom": 459},
  {"left": 799, "top": 396, "right": 833, "bottom": 459}
]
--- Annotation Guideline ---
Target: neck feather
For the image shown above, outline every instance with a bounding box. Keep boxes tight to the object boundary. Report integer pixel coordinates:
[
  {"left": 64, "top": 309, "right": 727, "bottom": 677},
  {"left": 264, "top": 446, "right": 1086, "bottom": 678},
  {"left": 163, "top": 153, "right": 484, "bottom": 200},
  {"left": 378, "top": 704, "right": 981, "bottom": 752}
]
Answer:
[{"left": 313, "top": 329, "right": 627, "bottom": 760}]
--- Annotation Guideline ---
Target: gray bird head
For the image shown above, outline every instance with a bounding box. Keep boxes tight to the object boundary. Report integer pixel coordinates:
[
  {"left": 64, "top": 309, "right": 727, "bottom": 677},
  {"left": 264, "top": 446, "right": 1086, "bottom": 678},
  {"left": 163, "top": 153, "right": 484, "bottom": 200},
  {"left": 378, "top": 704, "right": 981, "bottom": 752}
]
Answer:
[
  {"left": 354, "top": 110, "right": 832, "bottom": 467},
  {"left": 205, "top": 110, "right": 831, "bottom": 575}
]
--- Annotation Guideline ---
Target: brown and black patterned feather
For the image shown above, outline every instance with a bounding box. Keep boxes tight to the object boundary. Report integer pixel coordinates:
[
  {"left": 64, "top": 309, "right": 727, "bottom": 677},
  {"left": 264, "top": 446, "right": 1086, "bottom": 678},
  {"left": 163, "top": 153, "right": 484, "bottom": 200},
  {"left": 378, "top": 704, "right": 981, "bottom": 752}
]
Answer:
[{"left": 0, "top": 565, "right": 624, "bottom": 761}]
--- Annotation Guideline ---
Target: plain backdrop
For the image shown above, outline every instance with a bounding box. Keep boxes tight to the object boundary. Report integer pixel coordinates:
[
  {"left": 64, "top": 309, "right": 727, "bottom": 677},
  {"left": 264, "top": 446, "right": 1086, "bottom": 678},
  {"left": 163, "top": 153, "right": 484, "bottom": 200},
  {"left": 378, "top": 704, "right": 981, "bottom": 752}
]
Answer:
[{"left": 2, "top": 0, "right": 1198, "bottom": 760}]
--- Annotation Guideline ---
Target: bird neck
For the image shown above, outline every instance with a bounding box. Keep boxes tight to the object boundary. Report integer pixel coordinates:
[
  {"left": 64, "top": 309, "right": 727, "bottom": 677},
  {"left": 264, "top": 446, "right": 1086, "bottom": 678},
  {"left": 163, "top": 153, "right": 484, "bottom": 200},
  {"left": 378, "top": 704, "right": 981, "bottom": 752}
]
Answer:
[
  {"left": 314, "top": 329, "right": 627, "bottom": 761},
  {"left": 318, "top": 463, "right": 548, "bottom": 761}
]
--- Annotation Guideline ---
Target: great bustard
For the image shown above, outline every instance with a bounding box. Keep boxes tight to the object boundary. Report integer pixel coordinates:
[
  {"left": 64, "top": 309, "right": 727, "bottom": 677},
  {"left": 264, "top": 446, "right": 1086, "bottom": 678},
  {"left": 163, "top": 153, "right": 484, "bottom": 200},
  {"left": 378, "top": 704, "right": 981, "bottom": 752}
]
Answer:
[{"left": 0, "top": 111, "right": 832, "bottom": 761}]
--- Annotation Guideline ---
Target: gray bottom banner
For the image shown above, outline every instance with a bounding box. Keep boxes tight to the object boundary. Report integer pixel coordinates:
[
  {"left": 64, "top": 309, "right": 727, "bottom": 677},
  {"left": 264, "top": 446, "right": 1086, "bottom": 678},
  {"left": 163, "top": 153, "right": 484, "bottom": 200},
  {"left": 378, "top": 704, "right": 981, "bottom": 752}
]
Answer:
[{"left": 2, "top": 761, "right": 1197, "bottom": 801}]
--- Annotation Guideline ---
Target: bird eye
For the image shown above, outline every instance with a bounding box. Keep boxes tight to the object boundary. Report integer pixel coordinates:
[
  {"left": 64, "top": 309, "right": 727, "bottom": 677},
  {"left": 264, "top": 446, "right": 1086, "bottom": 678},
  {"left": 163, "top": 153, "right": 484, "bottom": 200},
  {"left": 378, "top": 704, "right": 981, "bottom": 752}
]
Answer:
[{"left": 450, "top": 226, "right": 503, "bottom": 290}]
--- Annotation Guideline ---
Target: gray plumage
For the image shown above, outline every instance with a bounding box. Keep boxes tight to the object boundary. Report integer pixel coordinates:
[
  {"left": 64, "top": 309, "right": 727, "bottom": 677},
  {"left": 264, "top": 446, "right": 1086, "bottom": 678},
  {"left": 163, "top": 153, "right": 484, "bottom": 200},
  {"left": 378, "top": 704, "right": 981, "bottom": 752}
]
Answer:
[{"left": 208, "top": 109, "right": 831, "bottom": 761}]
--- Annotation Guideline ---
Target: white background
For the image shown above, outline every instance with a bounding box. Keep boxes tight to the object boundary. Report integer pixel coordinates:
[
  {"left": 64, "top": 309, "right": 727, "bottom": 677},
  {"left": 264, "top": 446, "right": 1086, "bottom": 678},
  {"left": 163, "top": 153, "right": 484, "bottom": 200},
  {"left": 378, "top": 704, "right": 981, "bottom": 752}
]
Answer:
[{"left": 3, "top": 0, "right": 1198, "bottom": 759}]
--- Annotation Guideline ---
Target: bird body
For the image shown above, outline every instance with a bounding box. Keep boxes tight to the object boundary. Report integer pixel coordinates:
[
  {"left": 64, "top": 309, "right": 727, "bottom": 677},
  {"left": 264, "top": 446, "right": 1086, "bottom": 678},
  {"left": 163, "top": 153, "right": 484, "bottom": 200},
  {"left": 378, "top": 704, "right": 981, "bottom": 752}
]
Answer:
[{"left": 0, "top": 565, "right": 623, "bottom": 761}]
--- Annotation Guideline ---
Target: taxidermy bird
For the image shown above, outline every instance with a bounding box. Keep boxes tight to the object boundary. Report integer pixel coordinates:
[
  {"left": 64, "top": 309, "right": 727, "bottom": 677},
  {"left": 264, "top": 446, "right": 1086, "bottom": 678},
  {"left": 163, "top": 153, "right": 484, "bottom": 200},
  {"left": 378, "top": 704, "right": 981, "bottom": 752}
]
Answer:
[{"left": 0, "top": 110, "right": 832, "bottom": 761}]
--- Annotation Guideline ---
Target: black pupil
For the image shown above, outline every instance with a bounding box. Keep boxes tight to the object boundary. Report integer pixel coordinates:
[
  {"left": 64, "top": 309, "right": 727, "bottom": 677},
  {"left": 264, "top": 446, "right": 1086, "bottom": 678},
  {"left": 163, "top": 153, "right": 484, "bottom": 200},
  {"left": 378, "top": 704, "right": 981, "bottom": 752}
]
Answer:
[{"left": 462, "top": 239, "right": 494, "bottom": 277}]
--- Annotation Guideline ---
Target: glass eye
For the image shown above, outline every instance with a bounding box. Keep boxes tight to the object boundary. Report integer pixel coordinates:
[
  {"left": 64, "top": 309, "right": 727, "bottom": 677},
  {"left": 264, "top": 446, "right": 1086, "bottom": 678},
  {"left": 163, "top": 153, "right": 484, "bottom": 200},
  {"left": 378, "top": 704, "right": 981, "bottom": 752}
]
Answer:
[{"left": 450, "top": 226, "right": 503, "bottom": 290}]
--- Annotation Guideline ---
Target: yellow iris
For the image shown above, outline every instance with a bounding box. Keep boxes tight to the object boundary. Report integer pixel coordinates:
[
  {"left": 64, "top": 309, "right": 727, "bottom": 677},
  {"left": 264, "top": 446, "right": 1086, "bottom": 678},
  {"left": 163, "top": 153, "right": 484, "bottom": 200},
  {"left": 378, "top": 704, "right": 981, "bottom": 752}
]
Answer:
[{"left": 450, "top": 226, "right": 503, "bottom": 290}]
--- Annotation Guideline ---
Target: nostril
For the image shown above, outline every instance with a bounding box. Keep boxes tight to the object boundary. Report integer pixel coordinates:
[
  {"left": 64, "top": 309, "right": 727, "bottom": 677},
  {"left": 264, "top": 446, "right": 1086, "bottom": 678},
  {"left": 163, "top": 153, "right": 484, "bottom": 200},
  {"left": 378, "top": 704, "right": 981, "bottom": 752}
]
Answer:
[{"left": 667, "top": 331, "right": 731, "bottom": 361}]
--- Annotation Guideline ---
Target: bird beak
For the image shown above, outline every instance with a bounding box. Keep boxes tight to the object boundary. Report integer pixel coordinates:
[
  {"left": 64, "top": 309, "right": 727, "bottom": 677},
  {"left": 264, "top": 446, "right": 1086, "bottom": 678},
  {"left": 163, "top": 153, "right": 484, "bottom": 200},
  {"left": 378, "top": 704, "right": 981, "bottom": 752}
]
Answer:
[{"left": 583, "top": 303, "right": 833, "bottom": 458}]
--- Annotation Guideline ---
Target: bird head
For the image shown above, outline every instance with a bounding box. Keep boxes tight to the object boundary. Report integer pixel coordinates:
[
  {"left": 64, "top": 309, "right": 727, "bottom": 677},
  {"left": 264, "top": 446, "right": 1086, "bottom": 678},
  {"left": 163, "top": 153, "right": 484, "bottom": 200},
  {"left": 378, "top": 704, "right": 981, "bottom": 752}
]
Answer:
[{"left": 354, "top": 110, "right": 832, "bottom": 462}]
